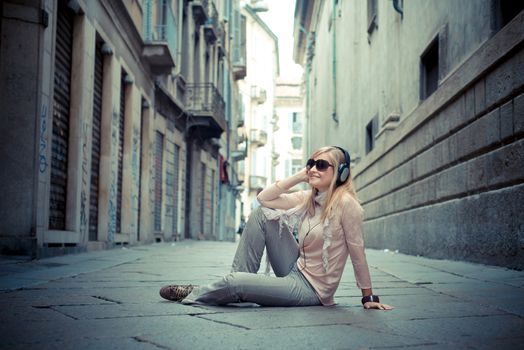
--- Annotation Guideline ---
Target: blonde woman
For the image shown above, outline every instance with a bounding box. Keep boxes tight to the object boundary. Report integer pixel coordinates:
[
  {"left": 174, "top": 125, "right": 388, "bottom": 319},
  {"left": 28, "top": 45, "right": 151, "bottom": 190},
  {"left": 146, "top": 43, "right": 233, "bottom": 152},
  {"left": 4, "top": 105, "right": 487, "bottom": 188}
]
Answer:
[{"left": 160, "top": 146, "right": 393, "bottom": 310}]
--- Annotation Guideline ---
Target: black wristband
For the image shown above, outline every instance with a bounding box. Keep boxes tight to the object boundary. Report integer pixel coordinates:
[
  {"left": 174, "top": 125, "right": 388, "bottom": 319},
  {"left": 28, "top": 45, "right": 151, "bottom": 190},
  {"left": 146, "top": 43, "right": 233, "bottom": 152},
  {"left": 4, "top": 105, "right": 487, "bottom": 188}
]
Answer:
[{"left": 361, "top": 295, "right": 380, "bottom": 305}]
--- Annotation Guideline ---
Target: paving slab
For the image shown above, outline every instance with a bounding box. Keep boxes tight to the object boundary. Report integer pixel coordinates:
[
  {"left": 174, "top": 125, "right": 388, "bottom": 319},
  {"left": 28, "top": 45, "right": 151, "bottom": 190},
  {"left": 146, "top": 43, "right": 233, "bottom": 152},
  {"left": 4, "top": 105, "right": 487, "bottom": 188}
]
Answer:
[{"left": 0, "top": 241, "right": 522, "bottom": 350}]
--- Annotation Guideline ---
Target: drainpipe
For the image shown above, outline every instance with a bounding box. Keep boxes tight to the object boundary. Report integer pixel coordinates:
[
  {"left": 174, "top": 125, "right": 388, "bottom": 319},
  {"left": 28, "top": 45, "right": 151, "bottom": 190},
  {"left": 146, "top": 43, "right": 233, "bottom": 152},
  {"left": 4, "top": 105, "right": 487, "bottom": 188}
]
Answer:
[
  {"left": 305, "top": 52, "right": 311, "bottom": 156},
  {"left": 393, "top": 0, "right": 404, "bottom": 19},
  {"left": 177, "top": 0, "right": 184, "bottom": 69},
  {"left": 331, "top": 0, "right": 338, "bottom": 123}
]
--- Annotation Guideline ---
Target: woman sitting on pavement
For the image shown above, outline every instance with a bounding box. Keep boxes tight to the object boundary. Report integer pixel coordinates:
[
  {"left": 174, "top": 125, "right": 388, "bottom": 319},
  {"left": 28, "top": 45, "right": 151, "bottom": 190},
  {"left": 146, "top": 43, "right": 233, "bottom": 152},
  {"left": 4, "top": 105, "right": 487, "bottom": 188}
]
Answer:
[{"left": 159, "top": 146, "right": 393, "bottom": 310}]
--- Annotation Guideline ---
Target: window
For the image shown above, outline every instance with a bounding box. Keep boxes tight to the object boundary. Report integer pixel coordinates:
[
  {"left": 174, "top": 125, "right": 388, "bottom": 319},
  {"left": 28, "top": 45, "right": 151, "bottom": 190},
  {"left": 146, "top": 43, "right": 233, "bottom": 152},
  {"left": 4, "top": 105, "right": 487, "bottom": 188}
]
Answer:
[
  {"left": 291, "top": 136, "right": 302, "bottom": 150},
  {"left": 291, "top": 159, "right": 303, "bottom": 175},
  {"left": 365, "top": 115, "right": 378, "bottom": 154},
  {"left": 494, "top": 0, "right": 524, "bottom": 31},
  {"left": 420, "top": 37, "right": 439, "bottom": 100},
  {"left": 290, "top": 112, "right": 303, "bottom": 134},
  {"left": 367, "top": 0, "right": 378, "bottom": 34}
]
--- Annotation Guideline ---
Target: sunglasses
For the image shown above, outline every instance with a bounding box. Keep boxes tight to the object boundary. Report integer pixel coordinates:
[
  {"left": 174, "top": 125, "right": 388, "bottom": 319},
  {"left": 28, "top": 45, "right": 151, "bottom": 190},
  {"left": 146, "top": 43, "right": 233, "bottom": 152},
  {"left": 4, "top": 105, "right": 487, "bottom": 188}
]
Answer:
[{"left": 306, "top": 159, "right": 334, "bottom": 172}]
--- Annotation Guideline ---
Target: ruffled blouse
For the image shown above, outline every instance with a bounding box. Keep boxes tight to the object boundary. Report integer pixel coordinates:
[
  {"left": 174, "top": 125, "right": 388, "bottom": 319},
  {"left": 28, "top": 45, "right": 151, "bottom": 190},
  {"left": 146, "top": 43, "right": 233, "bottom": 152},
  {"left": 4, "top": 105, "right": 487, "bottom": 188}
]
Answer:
[{"left": 258, "top": 183, "right": 372, "bottom": 305}]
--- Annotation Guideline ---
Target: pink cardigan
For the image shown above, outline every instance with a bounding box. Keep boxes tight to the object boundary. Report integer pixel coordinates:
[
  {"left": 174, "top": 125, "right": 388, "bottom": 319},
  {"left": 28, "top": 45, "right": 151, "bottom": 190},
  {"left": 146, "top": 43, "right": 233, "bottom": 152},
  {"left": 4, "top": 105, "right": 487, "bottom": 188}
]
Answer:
[{"left": 258, "top": 183, "right": 372, "bottom": 305}]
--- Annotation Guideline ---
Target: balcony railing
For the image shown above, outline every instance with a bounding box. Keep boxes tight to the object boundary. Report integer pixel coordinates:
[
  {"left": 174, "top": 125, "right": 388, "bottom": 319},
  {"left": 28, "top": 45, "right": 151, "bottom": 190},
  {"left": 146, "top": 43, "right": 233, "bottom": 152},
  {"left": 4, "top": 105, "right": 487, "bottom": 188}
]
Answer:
[
  {"left": 250, "top": 129, "right": 267, "bottom": 147},
  {"left": 231, "top": 145, "right": 246, "bottom": 161},
  {"left": 236, "top": 160, "right": 245, "bottom": 184},
  {"left": 142, "top": 0, "right": 177, "bottom": 74},
  {"left": 185, "top": 83, "right": 226, "bottom": 138},
  {"left": 237, "top": 129, "right": 247, "bottom": 144},
  {"left": 250, "top": 86, "right": 266, "bottom": 104},
  {"left": 250, "top": 175, "right": 267, "bottom": 191}
]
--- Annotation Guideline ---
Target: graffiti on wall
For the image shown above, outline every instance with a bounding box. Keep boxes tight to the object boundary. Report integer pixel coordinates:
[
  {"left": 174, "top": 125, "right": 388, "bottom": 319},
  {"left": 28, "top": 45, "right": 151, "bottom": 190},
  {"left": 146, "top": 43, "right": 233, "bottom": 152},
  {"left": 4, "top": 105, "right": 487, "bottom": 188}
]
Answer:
[
  {"left": 107, "top": 108, "right": 119, "bottom": 243},
  {"left": 131, "top": 127, "right": 140, "bottom": 229},
  {"left": 79, "top": 121, "right": 90, "bottom": 239},
  {"left": 149, "top": 141, "right": 155, "bottom": 217},
  {"left": 39, "top": 104, "right": 48, "bottom": 173}
]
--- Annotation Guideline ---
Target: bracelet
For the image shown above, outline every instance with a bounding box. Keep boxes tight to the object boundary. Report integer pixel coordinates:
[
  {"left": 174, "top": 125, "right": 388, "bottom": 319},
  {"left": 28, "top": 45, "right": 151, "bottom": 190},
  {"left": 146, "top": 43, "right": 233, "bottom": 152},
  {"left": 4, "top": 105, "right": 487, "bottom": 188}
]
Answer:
[
  {"left": 361, "top": 295, "right": 380, "bottom": 305},
  {"left": 275, "top": 181, "right": 284, "bottom": 190}
]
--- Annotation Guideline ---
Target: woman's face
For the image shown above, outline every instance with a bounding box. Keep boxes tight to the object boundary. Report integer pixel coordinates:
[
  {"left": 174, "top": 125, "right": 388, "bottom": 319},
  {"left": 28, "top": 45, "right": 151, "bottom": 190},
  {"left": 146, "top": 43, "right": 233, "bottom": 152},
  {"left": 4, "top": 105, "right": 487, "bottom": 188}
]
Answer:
[{"left": 306, "top": 154, "right": 335, "bottom": 192}]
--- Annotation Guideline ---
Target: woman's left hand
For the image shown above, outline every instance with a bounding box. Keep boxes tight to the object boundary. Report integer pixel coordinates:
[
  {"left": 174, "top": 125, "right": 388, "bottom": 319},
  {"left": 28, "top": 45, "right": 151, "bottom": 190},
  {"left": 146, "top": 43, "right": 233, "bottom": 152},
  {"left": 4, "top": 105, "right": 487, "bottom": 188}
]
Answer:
[{"left": 363, "top": 302, "right": 394, "bottom": 310}]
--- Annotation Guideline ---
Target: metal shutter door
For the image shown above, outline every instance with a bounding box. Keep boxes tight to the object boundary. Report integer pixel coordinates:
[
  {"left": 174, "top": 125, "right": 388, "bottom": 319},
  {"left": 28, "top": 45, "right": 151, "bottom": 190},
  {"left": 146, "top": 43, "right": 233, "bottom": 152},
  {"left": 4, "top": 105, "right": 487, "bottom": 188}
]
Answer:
[
  {"left": 89, "top": 39, "right": 103, "bottom": 241},
  {"left": 49, "top": 1, "right": 74, "bottom": 230},
  {"left": 172, "top": 144, "right": 180, "bottom": 235},
  {"left": 209, "top": 168, "right": 215, "bottom": 237},
  {"left": 200, "top": 163, "right": 206, "bottom": 234},
  {"left": 137, "top": 106, "right": 145, "bottom": 241},
  {"left": 117, "top": 71, "right": 125, "bottom": 233},
  {"left": 154, "top": 132, "right": 164, "bottom": 232}
]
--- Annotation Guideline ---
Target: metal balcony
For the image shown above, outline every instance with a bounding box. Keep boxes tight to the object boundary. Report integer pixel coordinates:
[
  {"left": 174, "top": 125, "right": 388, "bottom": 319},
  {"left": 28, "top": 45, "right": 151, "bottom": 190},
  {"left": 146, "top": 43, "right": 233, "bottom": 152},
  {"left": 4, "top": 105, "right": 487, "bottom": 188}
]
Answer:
[
  {"left": 249, "top": 175, "right": 267, "bottom": 191},
  {"left": 191, "top": 0, "right": 209, "bottom": 25},
  {"left": 250, "top": 86, "right": 266, "bottom": 104},
  {"left": 250, "top": 129, "right": 267, "bottom": 147},
  {"left": 142, "top": 0, "right": 177, "bottom": 74},
  {"left": 203, "top": 1, "right": 219, "bottom": 44},
  {"left": 231, "top": 149, "right": 246, "bottom": 162},
  {"left": 237, "top": 114, "right": 245, "bottom": 127},
  {"left": 236, "top": 160, "right": 245, "bottom": 184},
  {"left": 231, "top": 139, "right": 247, "bottom": 161},
  {"left": 185, "top": 83, "right": 226, "bottom": 139},
  {"left": 233, "top": 60, "right": 247, "bottom": 81},
  {"left": 272, "top": 151, "right": 280, "bottom": 166},
  {"left": 237, "top": 130, "right": 247, "bottom": 144}
]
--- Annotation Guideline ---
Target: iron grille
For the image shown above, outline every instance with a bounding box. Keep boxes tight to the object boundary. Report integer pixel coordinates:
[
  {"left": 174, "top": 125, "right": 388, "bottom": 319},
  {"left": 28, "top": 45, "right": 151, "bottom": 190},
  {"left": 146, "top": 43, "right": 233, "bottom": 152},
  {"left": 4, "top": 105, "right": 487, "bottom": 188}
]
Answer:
[
  {"left": 154, "top": 132, "right": 164, "bottom": 232},
  {"left": 89, "top": 38, "right": 103, "bottom": 240},
  {"left": 117, "top": 71, "right": 126, "bottom": 234},
  {"left": 49, "top": 1, "right": 74, "bottom": 230}
]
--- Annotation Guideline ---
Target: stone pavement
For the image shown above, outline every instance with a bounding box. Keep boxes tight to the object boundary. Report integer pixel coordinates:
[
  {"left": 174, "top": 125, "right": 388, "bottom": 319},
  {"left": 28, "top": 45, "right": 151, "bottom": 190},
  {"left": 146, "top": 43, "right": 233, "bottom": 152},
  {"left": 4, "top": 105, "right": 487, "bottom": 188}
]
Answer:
[{"left": 0, "top": 240, "right": 523, "bottom": 350}]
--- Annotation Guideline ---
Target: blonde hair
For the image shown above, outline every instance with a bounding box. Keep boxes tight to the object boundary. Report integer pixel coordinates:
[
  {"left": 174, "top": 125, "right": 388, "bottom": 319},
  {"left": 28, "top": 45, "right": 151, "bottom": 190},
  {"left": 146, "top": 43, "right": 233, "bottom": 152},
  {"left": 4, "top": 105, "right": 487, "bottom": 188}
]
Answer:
[{"left": 301, "top": 146, "right": 361, "bottom": 222}]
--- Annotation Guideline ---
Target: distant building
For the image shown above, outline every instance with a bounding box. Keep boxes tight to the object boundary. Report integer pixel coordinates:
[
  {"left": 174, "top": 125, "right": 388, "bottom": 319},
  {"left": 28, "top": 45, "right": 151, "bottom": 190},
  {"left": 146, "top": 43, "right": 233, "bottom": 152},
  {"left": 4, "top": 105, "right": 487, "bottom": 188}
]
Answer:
[
  {"left": 237, "top": 4, "right": 279, "bottom": 218},
  {"left": 0, "top": 0, "right": 246, "bottom": 257},
  {"left": 274, "top": 78, "right": 305, "bottom": 183},
  {"left": 294, "top": 0, "right": 524, "bottom": 268}
]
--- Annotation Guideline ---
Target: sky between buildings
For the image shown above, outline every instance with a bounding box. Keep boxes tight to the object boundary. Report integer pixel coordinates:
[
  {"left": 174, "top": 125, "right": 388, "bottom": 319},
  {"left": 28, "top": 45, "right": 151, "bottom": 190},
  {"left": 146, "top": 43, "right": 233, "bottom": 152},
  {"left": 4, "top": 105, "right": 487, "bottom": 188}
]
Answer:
[{"left": 257, "top": 0, "right": 304, "bottom": 81}]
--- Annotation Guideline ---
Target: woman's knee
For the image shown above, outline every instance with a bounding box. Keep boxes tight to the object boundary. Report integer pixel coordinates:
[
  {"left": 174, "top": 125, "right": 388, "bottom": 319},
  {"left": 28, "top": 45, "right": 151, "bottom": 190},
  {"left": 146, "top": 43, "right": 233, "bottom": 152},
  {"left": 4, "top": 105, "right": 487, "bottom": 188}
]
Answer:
[
  {"left": 248, "top": 206, "right": 265, "bottom": 222},
  {"left": 244, "top": 206, "right": 269, "bottom": 233}
]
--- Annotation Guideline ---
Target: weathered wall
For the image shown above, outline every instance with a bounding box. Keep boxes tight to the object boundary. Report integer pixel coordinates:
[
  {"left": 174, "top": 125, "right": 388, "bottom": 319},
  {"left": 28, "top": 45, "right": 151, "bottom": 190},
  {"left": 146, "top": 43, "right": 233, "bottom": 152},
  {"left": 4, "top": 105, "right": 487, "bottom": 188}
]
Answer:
[
  {"left": 356, "top": 11, "right": 524, "bottom": 269},
  {"left": 300, "top": 0, "right": 524, "bottom": 268}
]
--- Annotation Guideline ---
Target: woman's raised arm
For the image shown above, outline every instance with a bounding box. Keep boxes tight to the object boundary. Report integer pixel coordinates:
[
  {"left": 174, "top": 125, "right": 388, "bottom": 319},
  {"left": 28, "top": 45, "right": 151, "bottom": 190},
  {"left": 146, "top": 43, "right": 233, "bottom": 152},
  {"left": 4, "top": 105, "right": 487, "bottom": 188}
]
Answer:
[{"left": 257, "top": 168, "right": 309, "bottom": 210}]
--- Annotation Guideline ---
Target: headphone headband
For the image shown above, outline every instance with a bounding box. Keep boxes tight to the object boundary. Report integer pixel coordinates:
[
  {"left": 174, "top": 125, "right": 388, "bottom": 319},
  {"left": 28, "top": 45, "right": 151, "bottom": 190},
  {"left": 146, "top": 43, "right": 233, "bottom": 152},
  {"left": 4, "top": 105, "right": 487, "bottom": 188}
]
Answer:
[{"left": 333, "top": 146, "right": 350, "bottom": 165}]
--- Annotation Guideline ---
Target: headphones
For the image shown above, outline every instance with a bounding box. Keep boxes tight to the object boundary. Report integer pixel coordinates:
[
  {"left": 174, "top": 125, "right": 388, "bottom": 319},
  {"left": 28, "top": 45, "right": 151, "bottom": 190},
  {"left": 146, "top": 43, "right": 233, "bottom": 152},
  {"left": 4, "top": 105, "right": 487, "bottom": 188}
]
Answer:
[{"left": 332, "top": 146, "right": 351, "bottom": 186}]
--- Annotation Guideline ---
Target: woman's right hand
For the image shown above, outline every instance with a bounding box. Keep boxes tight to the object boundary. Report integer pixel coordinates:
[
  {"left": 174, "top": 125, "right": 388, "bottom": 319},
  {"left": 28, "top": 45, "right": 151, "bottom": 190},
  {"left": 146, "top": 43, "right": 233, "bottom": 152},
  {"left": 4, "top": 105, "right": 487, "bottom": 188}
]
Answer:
[{"left": 298, "top": 167, "right": 309, "bottom": 183}]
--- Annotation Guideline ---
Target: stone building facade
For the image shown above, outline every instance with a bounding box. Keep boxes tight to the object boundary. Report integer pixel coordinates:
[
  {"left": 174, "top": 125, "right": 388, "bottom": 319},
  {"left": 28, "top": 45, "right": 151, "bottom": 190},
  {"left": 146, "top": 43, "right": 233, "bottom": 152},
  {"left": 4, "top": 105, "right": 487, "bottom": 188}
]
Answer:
[
  {"left": 294, "top": 0, "right": 524, "bottom": 268},
  {"left": 0, "top": 0, "right": 246, "bottom": 257},
  {"left": 237, "top": 4, "right": 279, "bottom": 219},
  {"left": 273, "top": 78, "right": 306, "bottom": 182}
]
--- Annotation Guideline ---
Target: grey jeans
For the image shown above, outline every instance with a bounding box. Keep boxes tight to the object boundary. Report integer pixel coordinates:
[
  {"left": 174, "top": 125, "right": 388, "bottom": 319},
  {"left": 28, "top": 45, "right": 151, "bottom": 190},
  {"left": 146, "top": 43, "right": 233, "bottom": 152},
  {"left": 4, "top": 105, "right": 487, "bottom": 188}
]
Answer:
[{"left": 182, "top": 207, "right": 321, "bottom": 306}]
